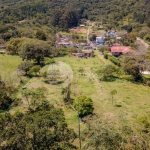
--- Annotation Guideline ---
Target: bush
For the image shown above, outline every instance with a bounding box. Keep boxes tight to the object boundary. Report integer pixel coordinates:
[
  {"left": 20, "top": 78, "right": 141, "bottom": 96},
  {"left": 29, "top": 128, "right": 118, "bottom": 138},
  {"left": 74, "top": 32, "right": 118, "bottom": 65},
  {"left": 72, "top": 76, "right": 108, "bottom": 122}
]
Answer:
[
  {"left": 44, "top": 58, "right": 55, "bottom": 65},
  {"left": 18, "top": 61, "right": 33, "bottom": 75},
  {"left": 28, "top": 65, "right": 41, "bottom": 76},
  {"left": 103, "top": 51, "right": 108, "bottom": 59},
  {"left": 108, "top": 55, "right": 120, "bottom": 66}
]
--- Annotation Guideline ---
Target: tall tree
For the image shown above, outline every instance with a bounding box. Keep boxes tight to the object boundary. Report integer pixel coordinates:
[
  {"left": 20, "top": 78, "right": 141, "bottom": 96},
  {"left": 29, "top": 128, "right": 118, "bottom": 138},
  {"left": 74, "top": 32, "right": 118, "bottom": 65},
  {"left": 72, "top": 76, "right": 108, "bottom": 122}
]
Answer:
[
  {"left": 19, "top": 39, "right": 53, "bottom": 65},
  {"left": 0, "top": 102, "right": 77, "bottom": 149}
]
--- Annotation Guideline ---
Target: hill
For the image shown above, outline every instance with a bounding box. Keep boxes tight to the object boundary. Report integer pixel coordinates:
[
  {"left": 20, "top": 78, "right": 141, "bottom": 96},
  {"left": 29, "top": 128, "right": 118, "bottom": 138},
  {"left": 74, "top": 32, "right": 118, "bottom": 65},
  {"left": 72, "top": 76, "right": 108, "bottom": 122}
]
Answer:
[{"left": 0, "top": 0, "right": 150, "bottom": 29}]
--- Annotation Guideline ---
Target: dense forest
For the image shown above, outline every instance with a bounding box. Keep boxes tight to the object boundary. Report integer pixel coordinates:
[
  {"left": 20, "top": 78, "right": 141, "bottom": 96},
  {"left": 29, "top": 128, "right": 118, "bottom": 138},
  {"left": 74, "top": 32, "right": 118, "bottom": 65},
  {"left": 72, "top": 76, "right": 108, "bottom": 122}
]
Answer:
[{"left": 0, "top": 0, "right": 150, "bottom": 28}]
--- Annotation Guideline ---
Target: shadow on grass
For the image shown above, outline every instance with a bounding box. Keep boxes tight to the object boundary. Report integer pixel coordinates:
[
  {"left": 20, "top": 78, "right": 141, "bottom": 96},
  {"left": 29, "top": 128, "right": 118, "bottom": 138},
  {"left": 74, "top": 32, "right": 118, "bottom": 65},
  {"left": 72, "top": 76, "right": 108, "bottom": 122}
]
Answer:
[
  {"left": 44, "top": 80, "right": 64, "bottom": 85},
  {"left": 99, "top": 76, "right": 118, "bottom": 82}
]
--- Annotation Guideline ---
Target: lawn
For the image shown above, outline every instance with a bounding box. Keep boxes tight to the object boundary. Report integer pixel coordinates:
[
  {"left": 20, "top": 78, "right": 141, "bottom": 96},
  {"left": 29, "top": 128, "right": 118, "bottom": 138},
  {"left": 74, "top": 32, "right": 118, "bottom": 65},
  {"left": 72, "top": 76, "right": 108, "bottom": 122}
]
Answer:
[
  {"left": 54, "top": 53, "right": 150, "bottom": 131},
  {"left": 0, "top": 54, "right": 22, "bottom": 83}
]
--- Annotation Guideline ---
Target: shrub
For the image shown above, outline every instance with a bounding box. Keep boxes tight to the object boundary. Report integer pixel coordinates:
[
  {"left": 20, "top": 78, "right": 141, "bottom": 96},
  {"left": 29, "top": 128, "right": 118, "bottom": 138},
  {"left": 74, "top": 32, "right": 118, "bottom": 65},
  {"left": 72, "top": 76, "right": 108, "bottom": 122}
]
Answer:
[
  {"left": 73, "top": 95, "right": 94, "bottom": 117},
  {"left": 44, "top": 58, "right": 55, "bottom": 65},
  {"left": 18, "top": 61, "right": 33, "bottom": 75},
  {"left": 28, "top": 65, "right": 41, "bottom": 76},
  {"left": 108, "top": 55, "right": 120, "bottom": 66},
  {"left": 103, "top": 51, "right": 108, "bottom": 59}
]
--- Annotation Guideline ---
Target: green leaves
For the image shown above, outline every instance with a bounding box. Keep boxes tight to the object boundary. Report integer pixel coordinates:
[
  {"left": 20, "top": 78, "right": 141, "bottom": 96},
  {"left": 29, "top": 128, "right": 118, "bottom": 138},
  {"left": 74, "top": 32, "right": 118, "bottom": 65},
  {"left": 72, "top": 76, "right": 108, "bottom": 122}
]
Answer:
[
  {"left": 73, "top": 95, "right": 94, "bottom": 117},
  {"left": 1, "top": 103, "right": 77, "bottom": 149},
  {"left": 6, "top": 37, "right": 54, "bottom": 65}
]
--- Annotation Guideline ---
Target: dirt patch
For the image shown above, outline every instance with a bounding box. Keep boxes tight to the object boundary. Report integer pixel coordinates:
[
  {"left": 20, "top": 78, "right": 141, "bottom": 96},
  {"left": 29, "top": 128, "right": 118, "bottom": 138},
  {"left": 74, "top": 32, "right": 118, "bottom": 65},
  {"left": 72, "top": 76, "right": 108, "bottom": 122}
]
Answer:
[{"left": 70, "top": 27, "right": 87, "bottom": 34}]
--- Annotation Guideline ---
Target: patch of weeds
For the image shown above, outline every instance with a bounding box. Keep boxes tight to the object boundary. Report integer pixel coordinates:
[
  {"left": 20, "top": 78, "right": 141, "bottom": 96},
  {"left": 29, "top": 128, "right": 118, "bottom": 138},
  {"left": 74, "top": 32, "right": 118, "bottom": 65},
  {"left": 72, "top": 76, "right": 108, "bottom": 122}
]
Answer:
[
  {"left": 115, "top": 104, "right": 122, "bottom": 107},
  {"left": 126, "top": 96, "right": 130, "bottom": 99},
  {"left": 49, "top": 92, "right": 54, "bottom": 95}
]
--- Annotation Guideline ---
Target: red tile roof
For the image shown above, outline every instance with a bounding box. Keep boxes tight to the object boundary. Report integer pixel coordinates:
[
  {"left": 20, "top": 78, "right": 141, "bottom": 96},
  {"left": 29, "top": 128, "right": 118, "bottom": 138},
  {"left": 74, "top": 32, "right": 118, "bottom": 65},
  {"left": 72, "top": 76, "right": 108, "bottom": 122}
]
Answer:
[{"left": 111, "top": 46, "right": 131, "bottom": 54}]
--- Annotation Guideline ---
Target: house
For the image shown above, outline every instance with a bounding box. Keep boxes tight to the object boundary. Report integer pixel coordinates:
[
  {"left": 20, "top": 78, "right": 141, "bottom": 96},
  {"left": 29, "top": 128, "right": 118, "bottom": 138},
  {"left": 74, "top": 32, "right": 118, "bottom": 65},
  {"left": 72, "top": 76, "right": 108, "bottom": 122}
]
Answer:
[
  {"left": 0, "top": 45, "right": 6, "bottom": 49},
  {"left": 82, "top": 50, "right": 94, "bottom": 57},
  {"left": 0, "top": 51, "right": 5, "bottom": 54},
  {"left": 80, "top": 24, "right": 85, "bottom": 27},
  {"left": 96, "top": 36, "right": 105, "bottom": 45},
  {"left": 83, "top": 46, "right": 93, "bottom": 50},
  {"left": 80, "top": 43, "right": 88, "bottom": 46},
  {"left": 108, "top": 31, "right": 116, "bottom": 37},
  {"left": 0, "top": 44, "right": 6, "bottom": 54},
  {"left": 72, "top": 50, "right": 94, "bottom": 58},
  {"left": 56, "top": 42, "right": 70, "bottom": 47},
  {"left": 110, "top": 46, "right": 131, "bottom": 56}
]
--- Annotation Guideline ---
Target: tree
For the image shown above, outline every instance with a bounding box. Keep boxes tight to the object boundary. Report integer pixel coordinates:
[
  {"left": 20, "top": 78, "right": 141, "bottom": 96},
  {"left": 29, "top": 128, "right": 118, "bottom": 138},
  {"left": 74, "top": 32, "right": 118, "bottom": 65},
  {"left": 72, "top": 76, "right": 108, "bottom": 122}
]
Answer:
[
  {"left": 97, "top": 65, "right": 119, "bottom": 81},
  {"left": 82, "top": 115, "right": 150, "bottom": 150},
  {"left": 110, "top": 90, "right": 117, "bottom": 105},
  {"left": 89, "top": 34, "right": 96, "bottom": 41},
  {"left": 18, "top": 61, "right": 33, "bottom": 75},
  {"left": 36, "top": 30, "right": 47, "bottom": 40},
  {"left": 121, "top": 57, "right": 142, "bottom": 81},
  {"left": 0, "top": 102, "right": 77, "bottom": 149},
  {"left": 19, "top": 39, "right": 53, "bottom": 65},
  {"left": 21, "top": 88, "right": 46, "bottom": 112},
  {"left": 61, "top": 84, "right": 72, "bottom": 105},
  {"left": 73, "top": 95, "right": 94, "bottom": 117},
  {"left": 6, "top": 38, "right": 24, "bottom": 54},
  {"left": 0, "top": 79, "right": 12, "bottom": 111},
  {"left": 61, "top": 10, "right": 79, "bottom": 28},
  {"left": 98, "top": 46, "right": 107, "bottom": 53}
]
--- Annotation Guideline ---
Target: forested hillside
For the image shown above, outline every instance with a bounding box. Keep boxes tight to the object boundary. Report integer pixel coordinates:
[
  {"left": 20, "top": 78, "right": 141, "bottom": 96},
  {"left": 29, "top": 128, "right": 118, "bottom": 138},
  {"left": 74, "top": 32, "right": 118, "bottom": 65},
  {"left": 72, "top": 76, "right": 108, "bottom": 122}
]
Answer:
[{"left": 0, "top": 0, "right": 150, "bottom": 29}]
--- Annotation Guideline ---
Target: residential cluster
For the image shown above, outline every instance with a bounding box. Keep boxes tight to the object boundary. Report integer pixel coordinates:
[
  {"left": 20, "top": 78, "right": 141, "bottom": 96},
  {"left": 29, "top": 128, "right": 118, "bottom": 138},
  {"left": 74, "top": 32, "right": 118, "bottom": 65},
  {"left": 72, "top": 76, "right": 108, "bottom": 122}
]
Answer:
[{"left": 55, "top": 27, "right": 131, "bottom": 58}]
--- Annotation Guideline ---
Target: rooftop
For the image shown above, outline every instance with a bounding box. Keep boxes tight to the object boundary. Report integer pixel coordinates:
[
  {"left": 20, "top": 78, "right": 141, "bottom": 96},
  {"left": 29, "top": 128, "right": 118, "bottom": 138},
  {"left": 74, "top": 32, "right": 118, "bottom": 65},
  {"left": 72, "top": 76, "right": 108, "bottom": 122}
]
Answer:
[{"left": 111, "top": 46, "right": 131, "bottom": 54}]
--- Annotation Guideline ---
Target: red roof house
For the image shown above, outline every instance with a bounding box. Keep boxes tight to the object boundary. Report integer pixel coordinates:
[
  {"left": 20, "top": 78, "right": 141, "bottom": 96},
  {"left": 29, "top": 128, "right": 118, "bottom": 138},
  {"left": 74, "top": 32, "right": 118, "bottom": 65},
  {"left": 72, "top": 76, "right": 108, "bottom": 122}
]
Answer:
[{"left": 110, "top": 46, "right": 131, "bottom": 56}]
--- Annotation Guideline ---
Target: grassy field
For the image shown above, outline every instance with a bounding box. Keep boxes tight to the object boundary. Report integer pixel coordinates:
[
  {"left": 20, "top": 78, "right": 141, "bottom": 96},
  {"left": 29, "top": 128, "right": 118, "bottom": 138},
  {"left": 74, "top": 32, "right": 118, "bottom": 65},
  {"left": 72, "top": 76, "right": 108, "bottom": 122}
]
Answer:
[
  {"left": 0, "top": 54, "right": 22, "bottom": 83},
  {"left": 2, "top": 52, "right": 150, "bottom": 147}
]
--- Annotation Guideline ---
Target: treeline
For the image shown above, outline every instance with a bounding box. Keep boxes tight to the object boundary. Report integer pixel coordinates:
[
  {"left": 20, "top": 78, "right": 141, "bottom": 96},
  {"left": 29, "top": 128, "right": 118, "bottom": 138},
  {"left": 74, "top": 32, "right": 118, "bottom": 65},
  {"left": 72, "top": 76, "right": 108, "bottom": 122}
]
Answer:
[{"left": 0, "top": 0, "right": 150, "bottom": 29}]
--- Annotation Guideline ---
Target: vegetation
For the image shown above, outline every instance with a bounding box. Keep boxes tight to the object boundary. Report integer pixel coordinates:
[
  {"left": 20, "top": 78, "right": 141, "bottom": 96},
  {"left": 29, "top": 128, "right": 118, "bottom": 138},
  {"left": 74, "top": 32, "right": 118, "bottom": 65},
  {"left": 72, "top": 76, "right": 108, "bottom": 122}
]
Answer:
[
  {"left": 0, "top": 77, "right": 13, "bottom": 111},
  {"left": 97, "top": 65, "right": 120, "bottom": 81},
  {"left": 110, "top": 90, "right": 117, "bottom": 105},
  {"left": 0, "top": 101, "right": 77, "bottom": 149},
  {"left": 0, "top": 0, "right": 150, "bottom": 149},
  {"left": 73, "top": 95, "right": 94, "bottom": 117},
  {"left": 82, "top": 115, "right": 150, "bottom": 150},
  {"left": 18, "top": 61, "right": 33, "bottom": 76}
]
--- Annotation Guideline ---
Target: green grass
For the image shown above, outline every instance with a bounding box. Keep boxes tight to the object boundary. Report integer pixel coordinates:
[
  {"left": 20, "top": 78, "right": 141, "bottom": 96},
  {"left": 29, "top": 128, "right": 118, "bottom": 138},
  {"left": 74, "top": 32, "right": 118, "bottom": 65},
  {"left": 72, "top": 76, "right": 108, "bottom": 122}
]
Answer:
[
  {"left": 0, "top": 54, "right": 22, "bottom": 83},
  {"left": 5, "top": 52, "right": 150, "bottom": 148}
]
